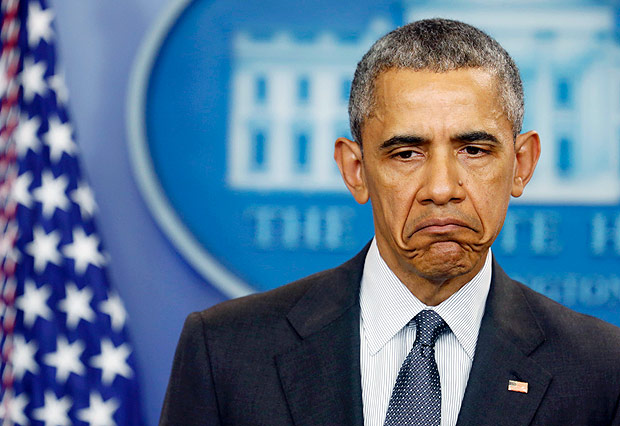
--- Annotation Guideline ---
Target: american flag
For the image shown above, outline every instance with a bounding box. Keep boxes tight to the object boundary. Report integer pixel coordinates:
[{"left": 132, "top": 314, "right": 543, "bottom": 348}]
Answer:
[{"left": 0, "top": 0, "right": 143, "bottom": 424}]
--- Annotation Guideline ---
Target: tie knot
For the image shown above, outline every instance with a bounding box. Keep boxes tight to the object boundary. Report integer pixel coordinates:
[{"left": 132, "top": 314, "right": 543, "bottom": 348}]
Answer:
[{"left": 413, "top": 310, "right": 447, "bottom": 347}]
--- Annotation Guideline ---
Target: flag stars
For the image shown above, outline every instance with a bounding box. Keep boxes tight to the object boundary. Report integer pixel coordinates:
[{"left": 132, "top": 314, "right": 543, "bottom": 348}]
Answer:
[
  {"left": 27, "top": 1, "right": 54, "bottom": 48},
  {"left": 14, "top": 114, "right": 41, "bottom": 156},
  {"left": 21, "top": 57, "right": 48, "bottom": 102},
  {"left": 62, "top": 227, "right": 106, "bottom": 274},
  {"left": 43, "top": 335, "right": 85, "bottom": 383},
  {"left": 32, "top": 391, "right": 72, "bottom": 426},
  {"left": 59, "top": 282, "right": 95, "bottom": 328},
  {"left": 0, "top": 391, "right": 29, "bottom": 426},
  {"left": 70, "top": 181, "right": 97, "bottom": 218},
  {"left": 49, "top": 72, "right": 69, "bottom": 104},
  {"left": 91, "top": 339, "right": 134, "bottom": 385},
  {"left": 16, "top": 280, "right": 52, "bottom": 327},
  {"left": 25, "top": 227, "right": 62, "bottom": 273},
  {"left": 33, "top": 171, "right": 70, "bottom": 217},
  {"left": 44, "top": 116, "right": 76, "bottom": 162},
  {"left": 77, "top": 393, "right": 119, "bottom": 426},
  {"left": 11, "top": 171, "right": 34, "bottom": 208},
  {"left": 11, "top": 334, "right": 39, "bottom": 379},
  {"left": 7, "top": 2, "right": 141, "bottom": 421},
  {"left": 100, "top": 292, "right": 127, "bottom": 331}
]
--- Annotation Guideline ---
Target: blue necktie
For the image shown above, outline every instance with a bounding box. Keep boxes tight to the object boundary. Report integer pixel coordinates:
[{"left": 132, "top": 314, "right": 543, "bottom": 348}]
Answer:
[{"left": 383, "top": 310, "right": 448, "bottom": 426}]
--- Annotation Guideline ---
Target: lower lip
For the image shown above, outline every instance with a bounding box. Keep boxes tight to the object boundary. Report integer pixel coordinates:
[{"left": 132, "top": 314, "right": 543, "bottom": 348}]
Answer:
[{"left": 418, "top": 224, "right": 465, "bottom": 233}]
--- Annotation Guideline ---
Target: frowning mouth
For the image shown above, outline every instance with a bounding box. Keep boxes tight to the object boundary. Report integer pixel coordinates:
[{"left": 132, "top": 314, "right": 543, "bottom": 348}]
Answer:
[{"left": 412, "top": 218, "right": 473, "bottom": 235}]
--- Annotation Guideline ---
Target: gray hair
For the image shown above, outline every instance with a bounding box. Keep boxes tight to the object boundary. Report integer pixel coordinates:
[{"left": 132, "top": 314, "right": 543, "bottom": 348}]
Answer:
[{"left": 349, "top": 18, "right": 524, "bottom": 144}]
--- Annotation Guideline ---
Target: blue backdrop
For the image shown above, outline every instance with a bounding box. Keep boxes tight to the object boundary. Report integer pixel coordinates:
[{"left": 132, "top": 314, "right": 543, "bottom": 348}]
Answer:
[{"left": 53, "top": 0, "right": 620, "bottom": 424}]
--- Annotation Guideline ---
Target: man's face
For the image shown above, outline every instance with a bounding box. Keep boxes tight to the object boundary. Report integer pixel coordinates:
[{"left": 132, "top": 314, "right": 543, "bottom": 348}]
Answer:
[{"left": 336, "top": 68, "right": 539, "bottom": 299}]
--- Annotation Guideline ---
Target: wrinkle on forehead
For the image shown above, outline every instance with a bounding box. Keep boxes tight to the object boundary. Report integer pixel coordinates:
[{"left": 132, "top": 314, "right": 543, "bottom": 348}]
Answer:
[{"left": 364, "top": 68, "right": 510, "bottom": 142}]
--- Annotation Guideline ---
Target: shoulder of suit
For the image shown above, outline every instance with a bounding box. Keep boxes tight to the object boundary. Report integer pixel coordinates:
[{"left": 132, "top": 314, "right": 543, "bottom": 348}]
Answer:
[
  {"left": 512, "top": 278, "right": 620, "bottom": 352},
  {"left": 194, "top": 245, "right": 366, "bottom": 328},
  {"left": 199, "top": 268, "right": 326, "bottom": 323},
  {"left": 195, "top": 242, "right": 370, "bottom": 327}
]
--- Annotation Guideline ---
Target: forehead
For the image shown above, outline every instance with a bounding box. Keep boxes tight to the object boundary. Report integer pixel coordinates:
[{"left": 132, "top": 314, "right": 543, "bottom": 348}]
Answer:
[{"left": 364, "top": 68, "right": 510, "bottom": 139}]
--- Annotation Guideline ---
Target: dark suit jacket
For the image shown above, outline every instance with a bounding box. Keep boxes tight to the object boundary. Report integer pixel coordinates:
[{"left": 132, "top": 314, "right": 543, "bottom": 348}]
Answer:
[{"left": 160, "top": 245, "right": 620, "bottom": 425}]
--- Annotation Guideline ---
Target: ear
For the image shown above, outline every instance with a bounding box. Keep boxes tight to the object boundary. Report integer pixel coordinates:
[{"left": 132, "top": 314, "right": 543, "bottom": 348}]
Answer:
[
  {"left": 334, "top": 137, "right": 369, "bottom": 204},
  {"left": 511, "top": 130, "right": 541, "bottom": 198}
]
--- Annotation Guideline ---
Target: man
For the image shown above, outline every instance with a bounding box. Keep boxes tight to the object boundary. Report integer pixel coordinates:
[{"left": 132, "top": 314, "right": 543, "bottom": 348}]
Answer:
[{"left": 160, "top": 19, "right": 620, "bottom": 426}]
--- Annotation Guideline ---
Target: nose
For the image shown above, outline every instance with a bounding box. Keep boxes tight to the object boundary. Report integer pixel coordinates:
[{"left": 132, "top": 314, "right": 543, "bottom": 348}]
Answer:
[{"left": 416, "top": 149, "right": 465, "bottom": 205}]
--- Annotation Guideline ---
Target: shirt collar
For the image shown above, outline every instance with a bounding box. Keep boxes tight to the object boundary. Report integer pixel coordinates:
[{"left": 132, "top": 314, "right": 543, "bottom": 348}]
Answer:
[{"left": 359, "top": 238, "right": 492, "bottom": 359}]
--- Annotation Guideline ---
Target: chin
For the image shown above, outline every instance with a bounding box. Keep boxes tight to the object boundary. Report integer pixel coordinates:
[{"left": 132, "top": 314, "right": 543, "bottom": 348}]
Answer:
[{"left": 409, "top": 242, "right": 479, "bottom": 282}]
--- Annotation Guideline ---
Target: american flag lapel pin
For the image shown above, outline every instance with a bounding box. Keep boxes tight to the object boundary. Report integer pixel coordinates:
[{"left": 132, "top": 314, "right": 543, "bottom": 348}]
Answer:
[{"left": 508, "top": 380, "right": 529, "bottom": 393}]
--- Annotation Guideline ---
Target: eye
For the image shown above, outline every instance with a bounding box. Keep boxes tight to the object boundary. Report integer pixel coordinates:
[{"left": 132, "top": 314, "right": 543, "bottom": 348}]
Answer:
[
  {"left": 392, "top": 149, "right": 421, "bottom": 160},
  {"left": 462, "top": 146, "right": 488, "bottom": 156},
  {"left": 395, "top": 150, "right": 414, "bottom": 159}
]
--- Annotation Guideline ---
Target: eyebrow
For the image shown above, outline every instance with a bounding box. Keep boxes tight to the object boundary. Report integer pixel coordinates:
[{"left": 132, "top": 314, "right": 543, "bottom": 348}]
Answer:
[
  {"left": 378, "top": 131, "right": 501, "bottom": 151},
  {"left": 379, "top": 135, "right": 427, "bottom": 151},
  {"left": 453, "top": 131, "right": 500, "bottom": 144}
]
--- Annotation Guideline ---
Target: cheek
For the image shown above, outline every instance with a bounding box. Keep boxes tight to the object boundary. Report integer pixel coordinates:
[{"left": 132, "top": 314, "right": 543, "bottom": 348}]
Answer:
[
  {"left": 367, "top": 168, "right": 418, "bottom": 228},
  {"left": 480, "top": 196, "right": 509, "bottom": 231},
  {"left": 470, "top": 170, "right": 513, "bottom": 234}
]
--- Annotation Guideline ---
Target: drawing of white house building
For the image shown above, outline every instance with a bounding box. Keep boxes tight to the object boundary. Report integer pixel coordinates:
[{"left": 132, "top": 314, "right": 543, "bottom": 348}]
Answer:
[
  {"left": 227, "top": 0, "right": 620, "bottom": 203},
  {"left": 226, "top": 19, "right": 391, "bottom": 192}
]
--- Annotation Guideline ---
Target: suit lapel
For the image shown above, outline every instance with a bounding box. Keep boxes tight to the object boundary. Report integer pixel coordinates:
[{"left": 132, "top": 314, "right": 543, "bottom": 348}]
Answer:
[
  {"left": 275, "top": 246, "right": 368, "bottom": 426},
  {"left": 456, "top": 260, "right": 552, "bottom": 426}
]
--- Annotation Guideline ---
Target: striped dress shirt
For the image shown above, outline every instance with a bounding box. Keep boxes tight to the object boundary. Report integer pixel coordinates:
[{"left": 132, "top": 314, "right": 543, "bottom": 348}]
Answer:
[{"left": 359, "top": 239, "right": 493, "bottom": 426}]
